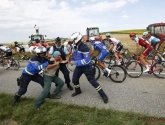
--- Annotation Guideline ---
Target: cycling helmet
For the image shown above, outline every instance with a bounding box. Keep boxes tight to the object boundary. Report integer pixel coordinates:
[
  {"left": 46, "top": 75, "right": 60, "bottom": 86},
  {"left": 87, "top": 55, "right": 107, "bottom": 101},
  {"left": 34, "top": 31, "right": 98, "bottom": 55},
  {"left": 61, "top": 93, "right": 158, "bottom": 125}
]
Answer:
[
  {"left": 129, "top": 33, "right": 136, "bottom": 37},
  {"left": 71, "top": 32, "right": 82, "bottom": 44},
  {"left": 0, "top": 44, "right": 3, "bottom": 46},
  {"left": 55, "top": 37, "right": 61, "bottom": 42},
  {"left": 35, "top": 46, "right": 46, "bottom": 55},
  {"left": 143, "top": 31, "right": 149, "bottom": 36},
  {"left": 89, "top": 37, "right": 95, "bottom": 41},
  {"left": 105, "top": 33, "right": 111, "bottom": 37}
]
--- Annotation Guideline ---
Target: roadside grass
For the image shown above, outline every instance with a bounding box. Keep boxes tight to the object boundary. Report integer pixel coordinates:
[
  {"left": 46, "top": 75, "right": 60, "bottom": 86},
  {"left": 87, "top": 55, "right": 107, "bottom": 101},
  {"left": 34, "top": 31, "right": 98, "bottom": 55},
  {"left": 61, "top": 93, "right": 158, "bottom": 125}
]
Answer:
[{"left": 0, "top": 93, "right": 164, "bottom": 125}]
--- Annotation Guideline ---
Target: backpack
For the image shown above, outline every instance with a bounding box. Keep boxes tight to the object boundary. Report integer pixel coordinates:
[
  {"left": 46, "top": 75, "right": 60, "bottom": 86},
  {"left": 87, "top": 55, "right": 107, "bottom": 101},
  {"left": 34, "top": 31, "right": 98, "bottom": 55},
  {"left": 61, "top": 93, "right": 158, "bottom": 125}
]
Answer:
[{"left": 53, "top": 45, "right": 66, "bottom": 60}]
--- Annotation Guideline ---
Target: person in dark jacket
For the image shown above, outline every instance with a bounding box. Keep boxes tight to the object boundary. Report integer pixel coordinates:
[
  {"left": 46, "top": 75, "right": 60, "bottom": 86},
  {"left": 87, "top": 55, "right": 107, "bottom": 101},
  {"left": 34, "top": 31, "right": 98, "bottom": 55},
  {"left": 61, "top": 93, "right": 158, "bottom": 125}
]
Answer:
[
  {"left": 69, "top": 32, "right": 108, "bottom": 103},
  {"left": 12, "top": 46, "right": 49, "bottom": 105},
  {"left": 48, "top": 37, "right": 73, "bottom": 90}
]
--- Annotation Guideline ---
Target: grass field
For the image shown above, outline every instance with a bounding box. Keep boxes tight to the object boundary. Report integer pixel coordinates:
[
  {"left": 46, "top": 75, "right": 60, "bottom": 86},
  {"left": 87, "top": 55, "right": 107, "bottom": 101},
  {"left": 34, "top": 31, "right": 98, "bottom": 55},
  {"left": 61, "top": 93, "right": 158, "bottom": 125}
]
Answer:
[{"left": 1, "top": 93, "right": 164, "bottom": 125}]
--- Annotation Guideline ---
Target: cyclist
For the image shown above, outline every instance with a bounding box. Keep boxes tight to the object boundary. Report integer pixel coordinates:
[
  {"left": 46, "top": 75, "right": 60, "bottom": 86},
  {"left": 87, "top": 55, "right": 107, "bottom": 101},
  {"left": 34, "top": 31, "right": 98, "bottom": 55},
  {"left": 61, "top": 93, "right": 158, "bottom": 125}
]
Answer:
[
  {"left": 0, "top": 44, "right": 12, "bottom": 69},
  {"left": 89, "top": 37, "right": 111, "bottom": 76},
  {"left": 14, "top": 41, "right": 25, "bottom": 59},
  {"left": 106, "top": 33, "right": 123, "bottom": 65},
  {"left": 142, "top": 31, "right": 165, "bottom": 61},
  {"left": 129, "top": 33, "right": 152, "bottom": 73}
]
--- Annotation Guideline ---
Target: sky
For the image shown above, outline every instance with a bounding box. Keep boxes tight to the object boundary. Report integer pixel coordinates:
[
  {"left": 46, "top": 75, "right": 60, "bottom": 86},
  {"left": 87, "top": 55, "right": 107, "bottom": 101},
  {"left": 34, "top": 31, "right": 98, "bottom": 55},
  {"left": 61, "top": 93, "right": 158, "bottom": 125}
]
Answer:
[{"left": 0, "top": 0, "right": 165, "bottom": 43}]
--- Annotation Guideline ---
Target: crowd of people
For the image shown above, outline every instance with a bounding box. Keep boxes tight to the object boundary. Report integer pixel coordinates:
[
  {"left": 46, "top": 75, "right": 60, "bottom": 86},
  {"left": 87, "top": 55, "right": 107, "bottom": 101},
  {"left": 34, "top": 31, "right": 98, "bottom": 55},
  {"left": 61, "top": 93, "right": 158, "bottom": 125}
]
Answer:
[{"left": 0, "top": 30, "right": 164, "bottom": 109}]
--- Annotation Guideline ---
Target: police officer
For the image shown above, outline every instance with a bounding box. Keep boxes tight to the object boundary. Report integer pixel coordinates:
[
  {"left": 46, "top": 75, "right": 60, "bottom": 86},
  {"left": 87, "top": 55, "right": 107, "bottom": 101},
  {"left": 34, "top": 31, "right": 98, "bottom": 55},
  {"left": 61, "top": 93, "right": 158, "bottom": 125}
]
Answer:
[
  {"left": 12, "top": 46, "right": 49, "bottom": 105},
  {"left": 48, "top": 37, "right": 73, "bottom": 90},
  {"left": 69, "top": 32, "right": 108, "bottom": 103}
]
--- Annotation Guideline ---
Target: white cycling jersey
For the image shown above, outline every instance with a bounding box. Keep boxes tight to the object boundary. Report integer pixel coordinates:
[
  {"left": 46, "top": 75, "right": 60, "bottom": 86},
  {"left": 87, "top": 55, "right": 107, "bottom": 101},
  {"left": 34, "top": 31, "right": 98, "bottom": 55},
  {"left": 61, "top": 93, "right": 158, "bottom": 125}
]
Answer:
[
  {"left": 0, "top": 46, "right": 11, "bottom": 52},
  {"left": 109, "top": 38, "right": 120, "bottom": 45}
]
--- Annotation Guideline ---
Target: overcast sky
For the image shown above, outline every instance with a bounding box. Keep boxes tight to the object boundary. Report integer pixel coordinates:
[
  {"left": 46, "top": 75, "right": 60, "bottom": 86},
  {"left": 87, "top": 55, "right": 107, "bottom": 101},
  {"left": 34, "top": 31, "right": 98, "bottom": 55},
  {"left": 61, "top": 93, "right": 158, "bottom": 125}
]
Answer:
[{"left": 0, "top": 0, "right": 165, "bottom": 43}]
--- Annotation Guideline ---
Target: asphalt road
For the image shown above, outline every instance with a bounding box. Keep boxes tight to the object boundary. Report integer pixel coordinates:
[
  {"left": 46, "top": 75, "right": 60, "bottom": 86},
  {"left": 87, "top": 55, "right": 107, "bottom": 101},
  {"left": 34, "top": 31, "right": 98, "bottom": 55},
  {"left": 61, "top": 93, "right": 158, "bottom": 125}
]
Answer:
[{"left": 0, "top": 61, "right": 165, "bottom": 117}]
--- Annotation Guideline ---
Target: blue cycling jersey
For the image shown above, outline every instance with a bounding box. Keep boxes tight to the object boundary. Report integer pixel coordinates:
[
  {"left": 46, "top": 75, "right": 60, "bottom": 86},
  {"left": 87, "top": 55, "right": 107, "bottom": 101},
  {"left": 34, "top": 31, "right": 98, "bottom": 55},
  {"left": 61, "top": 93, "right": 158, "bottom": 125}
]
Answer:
[
  {"left": 149, "top": 36, "right": 160, "bottom": 44},
  {"left": 91, "top": 41, "right": 107, "bottom": 52}
]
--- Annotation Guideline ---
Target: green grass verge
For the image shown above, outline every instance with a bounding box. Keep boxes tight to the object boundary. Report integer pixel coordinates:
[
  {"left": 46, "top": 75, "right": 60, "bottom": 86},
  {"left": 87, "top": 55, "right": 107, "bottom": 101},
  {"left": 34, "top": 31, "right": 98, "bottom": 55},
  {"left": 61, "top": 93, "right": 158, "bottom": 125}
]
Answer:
[{"left": 0, "top": 93, "right": 164, "bottom": 125}]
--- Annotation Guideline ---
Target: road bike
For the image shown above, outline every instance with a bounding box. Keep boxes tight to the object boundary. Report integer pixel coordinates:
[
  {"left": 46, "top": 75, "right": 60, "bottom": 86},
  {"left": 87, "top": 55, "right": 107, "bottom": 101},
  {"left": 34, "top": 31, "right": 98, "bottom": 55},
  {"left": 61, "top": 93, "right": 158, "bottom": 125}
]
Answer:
[
  {"left": 126, "top": 55, "right": 165, "bottom": 78},
  {"left": 91, "top": 56, "right": 127, "bottom": 83},
  {"left": 0, "top": 54, "right": 20, "bottom": 70}
]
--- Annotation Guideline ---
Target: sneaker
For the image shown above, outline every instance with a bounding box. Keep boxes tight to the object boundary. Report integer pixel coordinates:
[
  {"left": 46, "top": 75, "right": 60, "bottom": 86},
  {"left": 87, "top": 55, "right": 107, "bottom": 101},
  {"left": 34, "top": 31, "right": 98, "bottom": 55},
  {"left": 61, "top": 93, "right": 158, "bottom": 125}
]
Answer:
[
  {"left": 143, "top": 68, "right": 149, "bottom": 73},
  {"left": 107, "top": 69, "right": 111, "bottom": 76},
  {"left": 51, "top": 95, "right": 61, "bottom": 99}
]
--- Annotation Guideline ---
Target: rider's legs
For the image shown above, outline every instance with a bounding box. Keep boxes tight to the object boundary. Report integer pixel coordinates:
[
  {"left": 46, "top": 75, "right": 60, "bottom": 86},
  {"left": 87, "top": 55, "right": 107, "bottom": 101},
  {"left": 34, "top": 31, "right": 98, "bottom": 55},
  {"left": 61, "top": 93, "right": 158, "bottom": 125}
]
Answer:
[
  {"left": 97, "top": 50, "right": 111, "bottom": 76},
  {"left": 141, "top": 46, "right": 152, "bottom": 72},
  {"left": 114, "top": 43, "right": 123, "bottom": 65}
]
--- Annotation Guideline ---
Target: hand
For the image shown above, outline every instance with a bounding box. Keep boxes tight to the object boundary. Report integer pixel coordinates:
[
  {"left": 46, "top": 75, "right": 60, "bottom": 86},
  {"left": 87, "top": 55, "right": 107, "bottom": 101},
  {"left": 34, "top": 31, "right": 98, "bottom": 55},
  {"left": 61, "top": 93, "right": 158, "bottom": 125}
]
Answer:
[{"left": 69, "top": 61, "right": 75, "bottom": 65}]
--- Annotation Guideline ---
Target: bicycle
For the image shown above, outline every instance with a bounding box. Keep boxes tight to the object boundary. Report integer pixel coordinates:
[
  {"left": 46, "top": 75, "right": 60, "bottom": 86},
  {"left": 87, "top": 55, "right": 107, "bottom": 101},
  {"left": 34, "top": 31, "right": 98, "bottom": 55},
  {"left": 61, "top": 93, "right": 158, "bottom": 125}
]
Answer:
[
  {"left": 126, "top": 55, "right": 165, "bottom": 78},
  {"left": 0, "top": 54, "right": 20, "bottom": 70},
  {"left": 104, "top": 48, "right": 131, "bottom": 68},
  {"left": 91, "top": 56, "right": 127, "bottom": 83}
]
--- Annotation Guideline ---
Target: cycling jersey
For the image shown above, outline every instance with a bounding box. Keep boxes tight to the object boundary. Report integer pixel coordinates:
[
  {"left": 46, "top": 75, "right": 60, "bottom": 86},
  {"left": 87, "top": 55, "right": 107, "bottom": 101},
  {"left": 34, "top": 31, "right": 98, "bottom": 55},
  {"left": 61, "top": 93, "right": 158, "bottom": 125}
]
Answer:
[
  {"left": 70, "top": 42, "right": 91, "bottom": 66},
  {"left": 109, "top": 38, "right": 120, "bottom": 45},
  {"left": 134, "top": 37, "right": 152, "bottom": 56},
  {"left": 0, "top": 46, "right": 11, "bottom": 52},
  {"left": 91, "top": 41, "right": 109, "bottom": 61},
  {"left": 91, "top": 41, "right": 107, "bottom": 51},
  {"left": 148, "top": 36, "right": 160, "bottom": 44},
  {"left": 134, "top": 37, "right": 149, "bottom": 47}
]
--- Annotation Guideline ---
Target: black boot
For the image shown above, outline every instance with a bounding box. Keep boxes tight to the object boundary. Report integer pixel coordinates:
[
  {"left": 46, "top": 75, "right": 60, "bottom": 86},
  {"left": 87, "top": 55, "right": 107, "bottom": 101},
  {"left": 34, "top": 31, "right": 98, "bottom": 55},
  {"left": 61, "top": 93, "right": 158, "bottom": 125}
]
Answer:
[
  {"left": 67, "top": 84, "right": 73, "bottom": 90},
  {"left": 12, "top": 92, "right": 21, "bottom": 105},
  {"left": 71, "top": 88, "right": 82, "bottom": 97},
  {"left": 98, "top": 89, "right": 108, "bottom": 103}
]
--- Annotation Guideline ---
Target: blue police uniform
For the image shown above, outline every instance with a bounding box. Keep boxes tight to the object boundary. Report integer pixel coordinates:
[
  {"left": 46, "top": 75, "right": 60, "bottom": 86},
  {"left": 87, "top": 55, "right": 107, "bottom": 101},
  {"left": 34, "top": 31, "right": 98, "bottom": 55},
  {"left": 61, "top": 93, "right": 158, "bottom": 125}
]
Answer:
[
  {"left": 91, "top": 41, "right": 109, "bottom": 61},
  {"left": 70, "top": 42, "right": 108, "bottom": 102},
  {"left": 13, "top": 55, "right": 49, "bottom": 103}
]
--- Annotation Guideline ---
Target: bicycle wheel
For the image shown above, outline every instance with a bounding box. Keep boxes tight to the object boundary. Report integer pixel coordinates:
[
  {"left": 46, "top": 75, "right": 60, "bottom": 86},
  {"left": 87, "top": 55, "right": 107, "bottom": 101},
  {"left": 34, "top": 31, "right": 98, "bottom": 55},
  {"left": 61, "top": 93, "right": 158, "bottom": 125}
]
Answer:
[
  {"left": 109, "top": 65, "right": 127, "bottom": 83},
  {"left": 126, "top": 61, "right": 143, "bottom": 78},
  {"left": 12, "top": 60, "right": 20, "bottom": 70},
  {"left": 152, "top": 61, "right": 165, "bottom": 78},
  {"left": 91, "top": 64, "right": 100, "bottom": 80}
]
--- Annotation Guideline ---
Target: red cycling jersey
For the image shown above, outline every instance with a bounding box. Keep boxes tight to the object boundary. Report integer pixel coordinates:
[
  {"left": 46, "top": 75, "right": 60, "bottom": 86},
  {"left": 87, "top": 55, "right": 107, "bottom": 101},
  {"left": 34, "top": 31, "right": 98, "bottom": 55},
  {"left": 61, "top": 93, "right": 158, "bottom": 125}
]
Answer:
[{"left": 134, "top": 37, "right": 151, "bottom": 56}]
